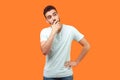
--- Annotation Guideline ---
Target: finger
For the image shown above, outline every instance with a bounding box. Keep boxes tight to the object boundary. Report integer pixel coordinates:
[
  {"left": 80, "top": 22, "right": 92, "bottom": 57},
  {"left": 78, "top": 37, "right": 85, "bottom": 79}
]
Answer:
[
  {"left": 64, "top": 61, "right": 68, "bottom": 65},
  {"left": 54, "top": 21, "right": 59, "bottom": 25},
  {"left": 64, "top": 61, "right": 70, "bottom": 67},
  {"left": 56, "top": 21, "right": 60, "bottom": 26},
  {"left": 64, "top": 62, "right": 69, "bottom": 66},
  {"left": 52, "top": 20, "right": 56, "bottom": 25},
  {"left": 69, "top": 65, "right": 72, "bottom": 68},
  {"left": 55, "top": 20, "right": 58, "bottom": 24},
  {"left": 67, "top": 64, "right": 72, "bottom": 68},
  {"left": 52, "top": 21, "right": 57, "bottom": 28},
  {"left": 53, "top": 20, "right": 58, "bottom": 25}
]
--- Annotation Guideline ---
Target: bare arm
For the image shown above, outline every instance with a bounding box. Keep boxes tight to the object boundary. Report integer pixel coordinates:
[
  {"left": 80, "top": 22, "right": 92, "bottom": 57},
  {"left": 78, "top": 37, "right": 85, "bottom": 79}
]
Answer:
[
  {"left": 76, "top": 38, "right": 90, "bottom": 63},
  {"left": 40, "top": 21, "right": 62, "bottom": 55},
  {"left": 40, "top": 31, "right": 56, "bottom": 55},
  {"left": 65, "top": 38, "right": 90, "bottom": 67}
]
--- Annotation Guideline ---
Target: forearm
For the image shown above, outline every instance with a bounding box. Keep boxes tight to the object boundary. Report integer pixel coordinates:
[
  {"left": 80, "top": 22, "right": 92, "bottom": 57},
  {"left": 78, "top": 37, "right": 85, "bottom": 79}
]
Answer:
[
  {"left": 41, "top": 21, "right": 62, "bottom": 55},
  {"left": 76, "top": 45, "right": 90, "bottom": 64},
  {"left": 42, "top": 32, "right": 56, "bottom": 55}
]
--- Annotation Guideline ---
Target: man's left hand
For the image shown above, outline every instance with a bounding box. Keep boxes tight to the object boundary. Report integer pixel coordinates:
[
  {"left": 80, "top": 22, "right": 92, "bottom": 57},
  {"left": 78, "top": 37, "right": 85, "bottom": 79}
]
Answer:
[{"left": 64, "top": 61, "right": 78, "bottom": 68}]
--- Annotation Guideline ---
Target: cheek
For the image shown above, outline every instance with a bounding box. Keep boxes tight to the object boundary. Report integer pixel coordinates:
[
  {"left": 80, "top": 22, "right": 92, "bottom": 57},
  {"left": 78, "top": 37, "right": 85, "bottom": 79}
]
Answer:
[
  {"left": 56, "top": 16, "right": 60, "bottom": 21},
  {"left": 47, "top": 19, "right": 53, "bottom": 24},
  {"left": 55, "top": 15, "right": 59, "bottom": 19}
]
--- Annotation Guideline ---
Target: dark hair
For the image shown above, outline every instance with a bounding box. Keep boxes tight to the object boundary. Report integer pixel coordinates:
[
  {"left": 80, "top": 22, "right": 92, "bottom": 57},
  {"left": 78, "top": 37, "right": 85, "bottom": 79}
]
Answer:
[{"left": 43, "top": 5, "right": 57, "bottom": 17}]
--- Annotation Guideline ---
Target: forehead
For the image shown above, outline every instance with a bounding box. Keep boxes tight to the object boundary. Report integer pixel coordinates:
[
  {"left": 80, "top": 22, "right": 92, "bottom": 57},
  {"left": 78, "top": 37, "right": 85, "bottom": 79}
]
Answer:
[{"left": 45, "top": 9, "right": 57, "bottom": 17}]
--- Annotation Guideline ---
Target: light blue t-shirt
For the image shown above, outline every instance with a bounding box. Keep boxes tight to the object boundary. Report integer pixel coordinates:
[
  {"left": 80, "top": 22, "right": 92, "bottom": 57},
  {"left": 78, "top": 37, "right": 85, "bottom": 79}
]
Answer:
[{"left": 40, "top": 24, "right": 84, "bottom": 78}]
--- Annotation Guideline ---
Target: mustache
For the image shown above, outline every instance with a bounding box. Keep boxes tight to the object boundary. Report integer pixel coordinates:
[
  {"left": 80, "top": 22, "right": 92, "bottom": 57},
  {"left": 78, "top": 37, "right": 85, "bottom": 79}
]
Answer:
[{"left": 52, "top": 20, "right": 60, "bottom": 24}]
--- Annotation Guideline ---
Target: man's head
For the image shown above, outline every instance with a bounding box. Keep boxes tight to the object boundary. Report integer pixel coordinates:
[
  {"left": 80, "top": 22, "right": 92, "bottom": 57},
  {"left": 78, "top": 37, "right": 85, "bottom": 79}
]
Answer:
[{"left": 43, "top": 5, "right": 60, "bottom": 25}]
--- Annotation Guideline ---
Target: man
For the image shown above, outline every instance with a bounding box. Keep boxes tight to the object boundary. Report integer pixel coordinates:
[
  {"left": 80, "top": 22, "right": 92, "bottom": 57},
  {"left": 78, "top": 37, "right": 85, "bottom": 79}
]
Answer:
[{"left": 40, "top": 5, "right": 90, "bottom": 80}]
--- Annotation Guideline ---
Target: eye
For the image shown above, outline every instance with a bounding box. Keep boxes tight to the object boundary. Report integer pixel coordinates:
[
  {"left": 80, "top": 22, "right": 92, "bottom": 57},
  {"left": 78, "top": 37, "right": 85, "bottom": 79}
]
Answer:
[
  {"left": 47, "top": 16, "right": 51, "bottom": 19},
  {"left": 53, "top": 13, "right": 57, "bottom": 16}
]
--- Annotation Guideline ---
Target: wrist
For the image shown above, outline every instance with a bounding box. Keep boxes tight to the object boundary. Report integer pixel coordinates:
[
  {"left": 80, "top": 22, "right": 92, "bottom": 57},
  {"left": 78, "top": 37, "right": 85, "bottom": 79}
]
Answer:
[
  {"left": 51, "top": 31, "right": 57, "bottom": 36},
  {"left": 75, "top": 60, "right": 79, "bottom": 64}
]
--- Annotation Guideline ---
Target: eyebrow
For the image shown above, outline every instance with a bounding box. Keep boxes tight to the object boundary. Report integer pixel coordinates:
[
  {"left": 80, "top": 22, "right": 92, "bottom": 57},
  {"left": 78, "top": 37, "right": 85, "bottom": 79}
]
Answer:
[
  {"left": 53, "top": 12, "right": 57, "bottom": 14},
  {"left": 46, "top": 11, "right": 57, "bottom": 18},
  {"left": 47, "top": 15, "right": 51, "bottom": 18}
]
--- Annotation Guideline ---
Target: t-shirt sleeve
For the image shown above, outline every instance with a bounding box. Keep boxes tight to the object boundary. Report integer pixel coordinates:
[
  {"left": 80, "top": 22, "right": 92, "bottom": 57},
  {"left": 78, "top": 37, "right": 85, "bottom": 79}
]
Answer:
[
  {"left": 40, "top": 29, "right": 48, "bottom": 42},
  {"left": 72, "top": 26, "right": 84, "bottom": 42}
]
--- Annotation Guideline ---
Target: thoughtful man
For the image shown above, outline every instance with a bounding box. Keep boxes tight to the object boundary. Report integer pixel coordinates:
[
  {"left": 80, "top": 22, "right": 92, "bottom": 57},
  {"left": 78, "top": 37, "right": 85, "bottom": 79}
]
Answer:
[{"left": 40, "top": 5, "right": 90, "bottom": 80}]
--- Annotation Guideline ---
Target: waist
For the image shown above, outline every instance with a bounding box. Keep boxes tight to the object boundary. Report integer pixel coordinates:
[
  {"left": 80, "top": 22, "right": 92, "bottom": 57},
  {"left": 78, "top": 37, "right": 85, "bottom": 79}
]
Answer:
[{"left": 44, "top": 68, "right": 73, "bottom": 78}]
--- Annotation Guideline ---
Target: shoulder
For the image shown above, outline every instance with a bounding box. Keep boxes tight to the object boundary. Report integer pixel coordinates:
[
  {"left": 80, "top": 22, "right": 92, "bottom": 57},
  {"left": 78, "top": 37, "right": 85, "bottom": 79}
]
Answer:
[
  {"left": 63, "top": 24, "right": 75, "bottom": 29},
  {"left": 63, "top": 24, "right": 74, "bottom": 28},
  {"left": 63, "top": 24, "right": 77, "bottom": 31},
  {"left": 40, "top": 27, "right": 51, "bottom": 34}
]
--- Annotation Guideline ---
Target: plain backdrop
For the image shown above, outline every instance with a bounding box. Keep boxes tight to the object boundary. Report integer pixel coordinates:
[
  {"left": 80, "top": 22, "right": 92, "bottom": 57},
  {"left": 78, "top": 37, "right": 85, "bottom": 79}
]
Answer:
[{"left": 0, "top": 0, "right": 120, "bottom": 80}]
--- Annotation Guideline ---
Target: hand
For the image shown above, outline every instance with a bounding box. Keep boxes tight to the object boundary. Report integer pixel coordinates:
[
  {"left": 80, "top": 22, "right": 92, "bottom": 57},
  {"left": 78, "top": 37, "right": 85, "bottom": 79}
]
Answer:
[
  {"left": 51, "top": 20, "right": 61, "bottom": 34},
  {"left": 64, "top": 61, "right": 78, "bottom": 68}
]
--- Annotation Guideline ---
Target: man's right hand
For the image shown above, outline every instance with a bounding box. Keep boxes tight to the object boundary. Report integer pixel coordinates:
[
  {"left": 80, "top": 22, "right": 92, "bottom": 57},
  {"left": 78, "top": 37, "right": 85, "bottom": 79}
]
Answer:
[
  {"left": 51, "top": 20, "right": 61, "bottom": 34},
  {"left": 40, "top": 20, "right": 61, "bottom": 55}
]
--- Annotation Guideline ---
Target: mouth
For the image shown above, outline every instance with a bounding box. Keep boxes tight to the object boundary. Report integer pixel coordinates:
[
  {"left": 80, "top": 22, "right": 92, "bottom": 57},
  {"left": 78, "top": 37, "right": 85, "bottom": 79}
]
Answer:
[{"left": 52, "top": 20, "right": 59, "bottom": 24}]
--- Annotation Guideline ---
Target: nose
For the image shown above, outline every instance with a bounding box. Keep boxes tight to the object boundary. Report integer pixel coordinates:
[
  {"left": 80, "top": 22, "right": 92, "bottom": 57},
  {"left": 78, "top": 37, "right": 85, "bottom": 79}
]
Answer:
[
  {"left": 52, "top": 16, "right": 56, "bottom": 22},
  {"left": 53, "top": 19, "right": 56, "bottom": 23}
]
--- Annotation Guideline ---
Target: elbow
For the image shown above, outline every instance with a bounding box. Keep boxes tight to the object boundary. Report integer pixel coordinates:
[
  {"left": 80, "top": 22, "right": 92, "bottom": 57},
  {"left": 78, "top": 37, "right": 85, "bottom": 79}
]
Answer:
[
  {"left": 41, "top": 49, "right": 49, "bottom": 56},
  {"left": 87, "top": 43, "right": 91, "bottom": 49},
  {"left": 40, "top": 43, "right": 50, "bottom": 56},
  {"left": 42, "top": 51, "right": 47, "bottom": 56},
  {"left": 84, "top": 43, "right": 91, "bottom": 51},
  {"left": 43, "top": 52, "right": 48, "bottom": 56}
]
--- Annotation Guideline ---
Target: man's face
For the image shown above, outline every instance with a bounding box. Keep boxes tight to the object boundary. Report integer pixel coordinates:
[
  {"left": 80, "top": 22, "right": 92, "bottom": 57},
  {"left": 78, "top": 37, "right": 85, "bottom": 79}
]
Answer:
[{"left": 45, "top": 9, "right": 60, "bottom": 25}]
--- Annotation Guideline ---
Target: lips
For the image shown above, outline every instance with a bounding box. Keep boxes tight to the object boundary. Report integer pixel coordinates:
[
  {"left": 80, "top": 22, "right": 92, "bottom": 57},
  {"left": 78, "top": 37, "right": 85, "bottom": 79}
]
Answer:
[{"left": 52, "top": 20, "right": 59, "bottom": 24}]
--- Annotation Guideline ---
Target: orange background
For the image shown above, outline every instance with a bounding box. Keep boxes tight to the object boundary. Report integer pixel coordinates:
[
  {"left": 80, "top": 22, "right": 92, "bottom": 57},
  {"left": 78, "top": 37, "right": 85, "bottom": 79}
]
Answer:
[{"left": 0, "top": 0, "right": 120, "bottom": 80}]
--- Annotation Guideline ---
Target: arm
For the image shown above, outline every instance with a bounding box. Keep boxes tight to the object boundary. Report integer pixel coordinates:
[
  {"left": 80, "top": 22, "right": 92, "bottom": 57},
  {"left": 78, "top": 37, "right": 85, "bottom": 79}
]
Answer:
[
  {"left": 40, "top": 21, "right": 62, "bottom": 55},
  {"left": 40, "top": 31, "right": 56, "bottom": 55},
  {"left": 76, "top": 38, "right": 90, "bottom": 64},
  {"left": 64, "top": 38, "right": 90, "bottom": 67}
]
